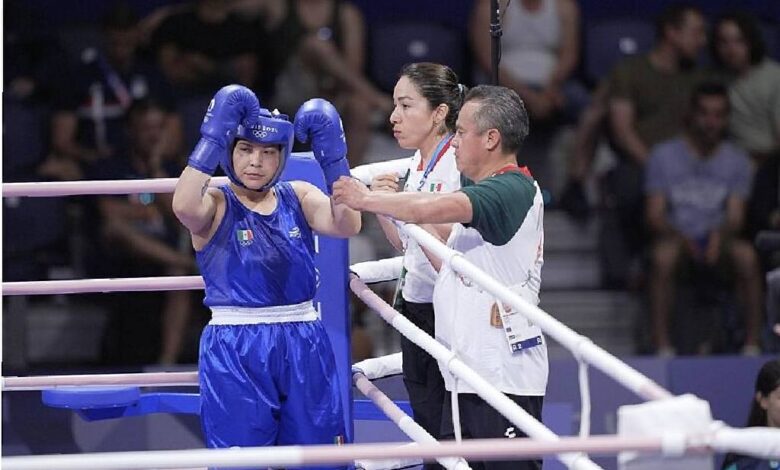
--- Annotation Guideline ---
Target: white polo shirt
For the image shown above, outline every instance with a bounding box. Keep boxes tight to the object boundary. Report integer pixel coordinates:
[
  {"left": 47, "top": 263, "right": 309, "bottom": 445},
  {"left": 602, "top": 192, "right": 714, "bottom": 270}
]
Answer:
[{"left": 433, "top": 169, "right": 548, "bottom": 396}]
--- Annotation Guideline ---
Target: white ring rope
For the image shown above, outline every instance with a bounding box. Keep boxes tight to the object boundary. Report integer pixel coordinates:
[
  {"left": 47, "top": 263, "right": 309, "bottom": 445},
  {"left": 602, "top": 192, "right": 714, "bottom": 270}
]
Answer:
[
  {"left": 3, "top": 276, "right": 204, "bottom": 296},
  {"left": 1, "top": 434, "right": 714, "bottom": 470},
  {"left": 572, "top": 337, "right": 594, "bottom": 438},
  {"left": 396, "top": 223, "right": 672, "bottom": 402},
  {"left": 2, "top": 371, "right": 198, "bottom": 391},
  {"left": 2, "top": 177, "right": 229, "bottom": 198},
  {"left": 3, "top": 422, "right": 779, "bottom": 469},
  {"left": 350, "top": 276, "right": 600, "bottom": 470},
  {"left": 577, "top": 360, "right": 591, "bottom": 439},
  {"left": 353, "top": 372, "right": 470, "bottom": 470}
]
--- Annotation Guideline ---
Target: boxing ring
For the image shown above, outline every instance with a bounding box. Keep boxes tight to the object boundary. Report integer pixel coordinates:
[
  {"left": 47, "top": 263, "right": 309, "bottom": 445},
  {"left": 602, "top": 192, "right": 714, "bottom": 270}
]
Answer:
[{"left": 3, "top": 155, "right": 780, "bottom": 469}]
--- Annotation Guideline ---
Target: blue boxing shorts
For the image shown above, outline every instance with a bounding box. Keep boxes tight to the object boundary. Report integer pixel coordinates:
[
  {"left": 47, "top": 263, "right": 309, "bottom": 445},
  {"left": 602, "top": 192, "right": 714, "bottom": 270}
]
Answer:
[{"left": 199, "top": 318, "right": 347, "bottom": 469}]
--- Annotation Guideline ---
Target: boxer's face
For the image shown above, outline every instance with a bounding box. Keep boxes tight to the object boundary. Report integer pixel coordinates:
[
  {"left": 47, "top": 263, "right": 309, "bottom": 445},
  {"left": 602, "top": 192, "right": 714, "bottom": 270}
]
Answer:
[
  {"left": 389, "top": 75, "right": 439, "bottom": 150},
  {"left": 232, "top": 141, "right": 281, "bottom": 190}
]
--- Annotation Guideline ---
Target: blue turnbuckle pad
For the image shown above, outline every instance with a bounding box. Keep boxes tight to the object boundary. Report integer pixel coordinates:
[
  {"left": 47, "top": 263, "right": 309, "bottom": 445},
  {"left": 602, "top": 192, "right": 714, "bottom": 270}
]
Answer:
[
  {"left": 41, "top": 388, "right": 200, "bottom": 421},
  {"left": 42, "top": 387, "right": 141, "bottom": 409}
]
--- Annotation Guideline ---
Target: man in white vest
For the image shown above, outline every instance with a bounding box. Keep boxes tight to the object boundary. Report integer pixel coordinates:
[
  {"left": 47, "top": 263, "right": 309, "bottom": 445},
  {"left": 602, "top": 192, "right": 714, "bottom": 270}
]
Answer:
[{"left": 334, "top": 84, "right": 547, "bottom": 470}]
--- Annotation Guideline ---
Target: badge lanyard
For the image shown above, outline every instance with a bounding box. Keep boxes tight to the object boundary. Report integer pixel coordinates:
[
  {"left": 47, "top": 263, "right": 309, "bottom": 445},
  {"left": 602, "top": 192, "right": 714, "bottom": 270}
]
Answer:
[
  {"left": 415, "top": 134, "right": 453, "bottom": 192},
  {"left": 392, "top": 133, "right": 453, "bottom": 310}
]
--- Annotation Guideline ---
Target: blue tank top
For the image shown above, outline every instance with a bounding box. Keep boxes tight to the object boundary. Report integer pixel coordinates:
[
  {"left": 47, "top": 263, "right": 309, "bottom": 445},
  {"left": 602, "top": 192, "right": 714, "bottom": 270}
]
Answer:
[{"left": 196, "top": 183, "right": 317, "bottom": 308}]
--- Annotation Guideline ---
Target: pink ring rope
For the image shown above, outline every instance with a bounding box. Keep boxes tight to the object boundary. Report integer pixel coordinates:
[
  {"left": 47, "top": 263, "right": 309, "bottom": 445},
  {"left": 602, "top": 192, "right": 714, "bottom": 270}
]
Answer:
[
  {"left": 2, "top": 371, "right": 198, "bottom": 391},
  {"left": 3, "top": 276, "right": 204, "bottom": 296},
  {"left": 1, "top": 435, "right": 711, "bottom": 470},
  {"left": 2, "top": 177, "right": 229, "bottom": 198}
]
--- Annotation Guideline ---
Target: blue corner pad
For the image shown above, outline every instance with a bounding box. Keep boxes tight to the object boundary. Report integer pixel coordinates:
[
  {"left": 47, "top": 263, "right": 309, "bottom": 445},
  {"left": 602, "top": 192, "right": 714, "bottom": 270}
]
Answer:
[
  {"left": 354, "top": 399, "right": 413, "bottom": 420},
  {"left": 41, "top": 388, "right": 200, "bottom": 421},
  {"left": 41, "top": 389, "right": 410, "bottom": 422},
  {"left": 43, "top": 387, "right": 141, "bottom": 409}
]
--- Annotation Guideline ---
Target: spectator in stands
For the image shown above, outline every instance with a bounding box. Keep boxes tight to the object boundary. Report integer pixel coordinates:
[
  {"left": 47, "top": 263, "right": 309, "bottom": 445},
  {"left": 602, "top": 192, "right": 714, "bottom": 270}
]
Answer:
[
  {"left": 50, "top": 2, "right": 181, "bottom": 168},
  {"left": 645, "top": 82, "right": 762, "bottom": 356},
  {"left": 721, "top": 358, "right": 780, "bottom": 469},
  {"left": 137, "top": 3, "right": 189, "bottom": 51},
  {"left": 601, "top": 4, "right": 708, "bottom": 288},
  {"left": 4, "top": 0, "right": 62, "bottom": 105},
  {"left": 713, "top": 12, "right": 780, "bottom": 353},
  {"left": 556, "top": 80, "right": 610, "bottom": 223},
  {"left": 470, "top": 0, "right": 586, "bottom": 123},
  {"left": 610, "top": 4, "right": 707, "bottom": 162},
  {"left": 264, "top": 0, "right": 392, "bottom": 166},
  {"left": 747, "top": 148, "right": 780, "bottom": 352},
  {"left": 4, "top": 0, "right": 81, "bottom": 182},
  {"left": 151, "top": 0, "right": 260, "bottom": 96},
  {"left": 91, "top": 100, "right": 195, "bottom": 365},
  {"left": 712, "top": 11, "right": 780, "bottom": 164},
  {"left": 470, "top": 0, "right": 586, "bottom": 193}
]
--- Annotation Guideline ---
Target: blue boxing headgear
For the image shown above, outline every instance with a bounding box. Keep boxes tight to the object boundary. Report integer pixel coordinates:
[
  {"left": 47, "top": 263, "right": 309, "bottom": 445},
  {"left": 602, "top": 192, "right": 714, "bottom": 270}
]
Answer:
[{"left": 222, "top": 108, "right": 294, "bottom": 191}]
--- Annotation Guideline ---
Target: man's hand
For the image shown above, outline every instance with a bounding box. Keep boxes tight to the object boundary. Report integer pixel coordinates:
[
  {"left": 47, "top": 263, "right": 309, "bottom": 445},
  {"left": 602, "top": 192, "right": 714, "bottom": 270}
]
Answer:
[{"left": 332, "top": 176, "right": 370, "bottom": 209}]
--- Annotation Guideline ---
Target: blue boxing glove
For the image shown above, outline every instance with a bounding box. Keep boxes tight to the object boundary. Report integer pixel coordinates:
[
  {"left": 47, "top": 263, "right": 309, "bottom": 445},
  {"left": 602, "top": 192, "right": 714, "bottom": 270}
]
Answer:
[
  {"left": 294, "top": 98, "right": 350, "bottom": 193},
  {"left": 188, "top": 84, "right": 261, "bottom": 175}
]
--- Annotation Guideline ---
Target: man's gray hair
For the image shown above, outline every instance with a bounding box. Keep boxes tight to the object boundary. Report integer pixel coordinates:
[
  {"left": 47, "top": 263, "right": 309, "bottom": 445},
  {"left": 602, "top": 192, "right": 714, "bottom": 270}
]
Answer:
[{"left": 464, "top": 85, "right": 529, "bottom": 156}]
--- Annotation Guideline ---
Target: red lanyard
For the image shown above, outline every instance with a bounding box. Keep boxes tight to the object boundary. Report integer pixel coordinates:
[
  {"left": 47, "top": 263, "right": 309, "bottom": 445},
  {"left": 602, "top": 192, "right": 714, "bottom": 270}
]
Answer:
[
  {"left": 493, "top": 164, "right": 532, "bottom": 178},
  {"left": 415, "top": 134, "right": 453, "bottom": 191}
]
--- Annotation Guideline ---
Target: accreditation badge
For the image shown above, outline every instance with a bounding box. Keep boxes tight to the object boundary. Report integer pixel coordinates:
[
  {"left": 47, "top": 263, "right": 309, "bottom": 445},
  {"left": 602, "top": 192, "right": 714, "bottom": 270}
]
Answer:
[{"left": 490, "top": 298, "right": 543, "bottom": 354}]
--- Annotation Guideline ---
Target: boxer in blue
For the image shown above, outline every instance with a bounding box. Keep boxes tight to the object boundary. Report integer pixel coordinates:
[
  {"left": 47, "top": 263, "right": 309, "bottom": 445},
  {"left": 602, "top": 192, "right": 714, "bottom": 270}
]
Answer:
[{"left": 172, "top": 85, "right": 360, "bottom": 462}]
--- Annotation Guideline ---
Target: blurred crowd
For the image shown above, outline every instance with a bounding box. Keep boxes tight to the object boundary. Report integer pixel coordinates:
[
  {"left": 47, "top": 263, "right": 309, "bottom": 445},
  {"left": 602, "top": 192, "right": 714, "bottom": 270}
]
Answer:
[{"left": 3, "top": 0, "right": 779, "bottom": 368}]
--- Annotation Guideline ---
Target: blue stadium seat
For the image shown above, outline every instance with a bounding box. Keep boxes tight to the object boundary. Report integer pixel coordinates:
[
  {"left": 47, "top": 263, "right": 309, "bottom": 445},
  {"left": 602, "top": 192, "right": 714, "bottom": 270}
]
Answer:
[
  {"left": 176, "top": 95, "right": 212, "bottom": 152},
  {"left": 368, "top": 21, "right": 465, "bottom": 92},
  {"left": 3, "top": 98, "right": 68, "bottom": 281},
  {"left": 3, "top": 197, "right": 68, "bottom": 281},
  {"left": 584, "top": 18, "right": 656, "bottom": 83},
  {"left": 2, "top": 98, "right": 49, "bottom": 181}
]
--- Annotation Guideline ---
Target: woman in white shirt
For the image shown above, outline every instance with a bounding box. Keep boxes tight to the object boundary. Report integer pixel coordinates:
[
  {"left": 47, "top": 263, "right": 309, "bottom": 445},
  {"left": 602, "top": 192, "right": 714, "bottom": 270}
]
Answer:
[{"left": 367, "top": 62, "right": 465, "bottom": 449}]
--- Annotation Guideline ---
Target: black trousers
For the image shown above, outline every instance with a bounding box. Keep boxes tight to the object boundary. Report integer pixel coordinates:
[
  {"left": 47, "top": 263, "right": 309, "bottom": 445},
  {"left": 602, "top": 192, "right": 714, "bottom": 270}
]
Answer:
[
  {"left": 441, "top": 392, "right": 544, "bottom": 470},
  {"left": 399, "top": 300, "right": 446, "bottom": 469}
]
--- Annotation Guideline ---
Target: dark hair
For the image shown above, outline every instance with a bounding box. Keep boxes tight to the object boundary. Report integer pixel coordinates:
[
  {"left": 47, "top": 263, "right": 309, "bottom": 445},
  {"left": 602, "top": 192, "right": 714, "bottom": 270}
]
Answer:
[
  {"left": 400, "top": 62, "right": 465, "bottom": 133},
  {"left": 689, "top": 80, "right": 730, "bottom": 110},
  {"left": 747, "top": 359, "right": 780, "bottom": 427},
  {"left": 722, "top": 360, "right": 780, "bottom": 470},
  {"left": 655, "top": 3, "right": 703, "bottom": 40},
  {"left": 127, "top": 98, "right": 168, "bottom": 125},
  {"left": 712, "top": 12, "right": 767, "bottom": 68},
  {"left": 463, "top": 85, "right": 529, "bottom": 156},
  {"left": 101, "top": 2, "right": 139, "bottom": 31}
]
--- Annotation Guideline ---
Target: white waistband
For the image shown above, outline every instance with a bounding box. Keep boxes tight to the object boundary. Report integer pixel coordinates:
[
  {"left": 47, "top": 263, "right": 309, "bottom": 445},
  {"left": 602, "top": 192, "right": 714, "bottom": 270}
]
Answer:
[{"left": 209, "top": 301, "right": 319, "bottom": 325}]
